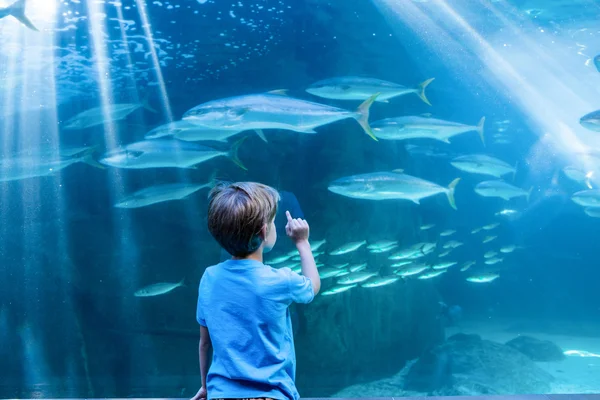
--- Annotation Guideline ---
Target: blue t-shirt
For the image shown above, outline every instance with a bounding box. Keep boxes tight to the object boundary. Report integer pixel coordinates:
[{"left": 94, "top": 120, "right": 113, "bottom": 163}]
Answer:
[{"left": 196, "top": 259, "right": 314, "bottom": 400}]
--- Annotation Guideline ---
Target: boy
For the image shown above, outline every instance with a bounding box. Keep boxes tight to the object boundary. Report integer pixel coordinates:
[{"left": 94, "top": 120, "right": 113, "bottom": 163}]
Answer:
[{"left": 192, "top": 182, "right": 321, "bottom": 400}]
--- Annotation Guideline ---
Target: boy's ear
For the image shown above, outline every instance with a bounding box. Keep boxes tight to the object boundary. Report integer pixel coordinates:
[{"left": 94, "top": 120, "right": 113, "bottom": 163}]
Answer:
[{"left": 259, "top": 223, "right": 268, "bottom": 239}]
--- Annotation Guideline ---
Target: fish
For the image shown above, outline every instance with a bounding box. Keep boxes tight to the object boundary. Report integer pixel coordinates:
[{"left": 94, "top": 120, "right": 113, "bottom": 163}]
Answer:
[
  {"left": 306, "top": 76, "right": 435, "bottom": 105},
  {"left": 562, "top": 166, "right": 593, "bottom": 189},
  {"left": 371, "top": 115, "right": 485, "bottom": 144},
  {"left": 571, "top": 190, "right": 600, "bottom": 207},
  {"left": 145, "top": 119, "right": 268, "bottom": 143},
  {"left": 484, "top": 257, "right": 503, "bottom": 265},
  {"left": 0, "top": 0, "right": 37, "bottom": 31},
  {"left": 367, "top": 240, "right": 398, "bottom": 250},
  {"left": 337, "top": 271, "right": 377, "bottom": 285},
  {"left": 369, "top": 244, "right": 398, "bottom": 253},
  {"left": 389, "top": 244, "right": 425, "bottom": 260},
  {"left": 438, "top": 250, "right": 451, "bottom": 258},
  {"left": 134, "top": 279, "right": 185, "bottom": 297},
  {"left": 0, "top": 148, "right": 104, "bottom": 182},
  {"left": 335, "top": 271, "right": 350, "bottom": 278},
  {"left": 450, "top": 154, "right": 516, "bottom": 178},
  {"left": 495, "top": 209, "right": 519, "bottom": 218},
  {"left": 466, "top": 274, "right": 499, "bottom": 283},
  {"left": 500, "top": 245, "right": 517, "bottom": 253},
  {"left": 440, "top": 229, "right": 456, "bottom": 237},
  {"left": 63, "top": 100, "right": 156, "bottom": 130},
  {"left": 115, "top": 182, "right": 212, "bottom": 209},
  {"left": 471, "top": 227, "right": 482, "bottom": 234},
  {"left": 349, "top": 263, "right": 368, "bottom": 273},
  {"left": 404, "top": 144, "right": 456, "bottom": 159},
  {"left": 310, "top": 239, "right": 327, "bottom": 251},
  {"left": 330, "top": 240, "right": 367, "bottom": 255},
  {"left": 266, "top": 255, "right": 293, "bottom": 264},
  {"left": 460, "top": 261, "right": 475, "bottom": 272},
  {"left": 332, "top": 263, "right": 350, "bottom": 269},
  {"left": 584, "top": 207, "right": 600, "bottom": 218},
  {"left": 579, "top": 110, "right": 600, "bottom": 132},
  {"left": 483, "top": 223, "right": 500, "bottom": 230},
  {"left": 432, "top": 261, "right": 457, "bottom": 270},
  {"left": 442, "top": 240, "right": 463, "bottom": 249},
  {"left": 484, "top": 251, "right": 498, "bottom": 259},
  {"left": 99, "top": 138, "right": 246, "bottom": 170},
  {"left": 319, "top": 267, "right": 345, "bottom": 279},
  {"left": 474, "top": 180, "right": 532, "bottom": 201},
  {"left": 418, "top": 270, "right": 447, "bottom": 279},
  {"left": 183, "top": 92, "right": 380, "bottom": 141},
  {"left": 321, "top": 284, "right": 357, "bottom": 296},
  {"left": 396, "top": 265, "right": 429, "bottom": 277},
  {"left": 390, "top": 261, "right": 414, "bottom": 268},
  {"left": 421, "top": 242, "right": 437, "bottom": 254},
  {"left": 328, "top": 170, "right": 460, "bottom": 210},
  {"left": 483, "top": 236, "right": 498, "bottom": 244},
  {"left": 361, "top": 276, "right": 400, "bottom": 288},
  {"left": 420, "top": 223, "right": 436, "bottom": 230}
]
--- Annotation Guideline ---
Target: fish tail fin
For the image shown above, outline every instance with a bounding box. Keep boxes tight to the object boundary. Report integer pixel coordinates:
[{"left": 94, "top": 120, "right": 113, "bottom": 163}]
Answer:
[
  {"left": 141, "top": 95, "right": 157, "bottom": 113},
  {"left": 585, "top": 170, "right": 594, "bottom": 189},
  {"left": 355, "top": 93, "right": 380, "bottom": 141},
  {"left": 476, "top": 117, "right": 486, "bottom": 146},
  {"left": 512, "top": 161, "right": 519, "bottom": 182},
  {"left": 254, "top": 129, "right": 268, "bottom": 143},
  {"left": 526, "top": 186, "right": 533, "bottom": 203},
  {"left": 446, "top": 178, "right": 461, "bottom": 210},
  {"left": 267, "top": 89, "right": 288, "bottom": 96},
  {"left": 228, "top": 136, "right": 248, "bottom": 170},
  {"left": 8, "top": 0, "right": 38, "bottom": 31},
  {"left": 416, "top": 78, "right": 435, "bottom": 106},
  {"left": 78, "top": 147, "right": 106, "bottom": 170},
  {"left": 179, "top": 278, "right": 187, "bottom": 288}
]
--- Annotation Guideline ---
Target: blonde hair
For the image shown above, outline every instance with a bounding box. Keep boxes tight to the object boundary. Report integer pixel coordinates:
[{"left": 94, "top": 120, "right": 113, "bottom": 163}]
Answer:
[{"left": 208, "top": 181, "right": 280, "bottom": 257}]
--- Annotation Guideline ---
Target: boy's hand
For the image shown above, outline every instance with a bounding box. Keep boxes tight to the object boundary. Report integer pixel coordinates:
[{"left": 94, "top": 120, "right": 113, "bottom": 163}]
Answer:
[
  {"left": 285, "top": 210, "right": 309, "bottom": 243},
  {"left": 191, "top": 386, "right": 207, "bottom": 400}
]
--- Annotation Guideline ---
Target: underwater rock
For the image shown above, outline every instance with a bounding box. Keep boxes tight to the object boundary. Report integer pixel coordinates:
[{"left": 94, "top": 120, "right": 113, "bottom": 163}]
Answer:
[
  {"left": 403, "top": 333, "right": 555, "bottom": 395},
  {"left": 505, "top": 335, "right": 566, "bottom": 362}
]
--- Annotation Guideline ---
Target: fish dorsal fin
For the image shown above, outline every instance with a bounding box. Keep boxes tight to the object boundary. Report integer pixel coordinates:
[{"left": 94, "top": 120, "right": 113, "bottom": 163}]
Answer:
[
  {"left": 392, "top": 168, "right": 404, "bottom": 174},
  {"left": 267, "top": 89, "right": 289, "bottom": 96}
]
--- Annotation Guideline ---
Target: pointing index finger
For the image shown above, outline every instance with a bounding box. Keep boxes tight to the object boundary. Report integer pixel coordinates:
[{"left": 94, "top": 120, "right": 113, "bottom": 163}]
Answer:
[{"left": 285, "top": 210, "right": 292, "bottom": 222}]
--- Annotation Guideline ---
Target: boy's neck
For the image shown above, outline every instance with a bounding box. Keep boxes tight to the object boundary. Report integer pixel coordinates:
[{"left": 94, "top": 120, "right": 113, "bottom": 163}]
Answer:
[{"left": 232, "top": 248, "right": 263, "bottom": 263}]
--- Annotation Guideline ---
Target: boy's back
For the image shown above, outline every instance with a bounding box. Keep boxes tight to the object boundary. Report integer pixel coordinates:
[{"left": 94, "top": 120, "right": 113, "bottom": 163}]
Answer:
[{"left": 197, "top": 259, "right": 313, "bottom": 400}]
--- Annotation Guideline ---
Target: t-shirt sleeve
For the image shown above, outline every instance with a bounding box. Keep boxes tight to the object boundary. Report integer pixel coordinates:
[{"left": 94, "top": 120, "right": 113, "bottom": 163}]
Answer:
[
  {"left": 279, "top": 267, "right": 314, "bottom": 304},
  {"left": 196, "top": 278, "right": 207, "bottom": 327}
]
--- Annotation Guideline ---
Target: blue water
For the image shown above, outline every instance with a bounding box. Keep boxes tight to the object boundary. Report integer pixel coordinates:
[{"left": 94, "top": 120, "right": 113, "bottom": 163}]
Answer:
[{"left": 1, "top": 0, "right": 600, "bottom": 398}]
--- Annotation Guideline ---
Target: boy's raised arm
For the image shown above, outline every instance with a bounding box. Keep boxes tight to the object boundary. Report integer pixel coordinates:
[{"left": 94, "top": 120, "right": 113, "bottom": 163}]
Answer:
[{"left": 285, "top": 211, "right": 321, "bottom": 295}]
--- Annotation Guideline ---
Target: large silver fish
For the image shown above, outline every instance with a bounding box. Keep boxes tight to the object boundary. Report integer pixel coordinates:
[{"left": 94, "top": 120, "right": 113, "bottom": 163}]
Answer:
[
  {"left": 474, "top": 180, "right": 532, "bottom": 201},
  {"left": 134, "top": 279, "right": 185, "bottom": 297},
  {"left": 328, "top": 170, "right": 460, "bottom": 209},
  {"left": 0, "top": 0, "right": 37, "bottom": 31},
  {"left": 305, "top": 76, "right": 435, "bottom": 105},
  {"left": 371, "top": 115, "right": 485, "bottom": 144},
  {"left": 99, "top": 138, "right": 246, "bottom": 170},
  {"left": 63, "top": 101, "right": 156, "bottom": 130},
  {"left": 0, "top": 148, "right": 104, "bottom": 182},
  {"left": 450, "top": 154, "right": 515, "bottom": 178},
  {"left": 115, "top": 182, "right": 212, "bottom": 209},
  {"left": 182, "top": 92, "right": 380, "bottom": 141},
  {"left": 571, "top": 189, "right": 600, "bottom": 207},
  {"left": 579, "top": 110, "right": 600, "bottom": 132},
  {"left": 145, "top": 120, "right": 267, "bottom": 143}
]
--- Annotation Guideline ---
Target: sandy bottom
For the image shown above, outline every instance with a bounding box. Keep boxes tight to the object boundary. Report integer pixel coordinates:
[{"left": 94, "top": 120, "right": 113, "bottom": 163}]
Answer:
[{"left": 334, "top": 318, "right": 600, "bottom": 397}]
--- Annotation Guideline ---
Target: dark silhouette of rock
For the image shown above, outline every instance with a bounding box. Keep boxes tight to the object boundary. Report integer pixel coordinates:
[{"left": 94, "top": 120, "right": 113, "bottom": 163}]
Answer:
[
  {"left": 404, "top": 333, "right": 555, "bottom": 395},
  {"left": 506, "top": 335, "right": 566, "bottom": 362}
]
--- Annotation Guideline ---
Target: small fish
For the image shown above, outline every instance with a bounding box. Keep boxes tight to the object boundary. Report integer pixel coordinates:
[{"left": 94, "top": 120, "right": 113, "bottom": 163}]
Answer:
[
  {"left": 319, "top": 267, "right": 345, "bottom": 279},
  {"left": 361, "top": 276, "right": 400, "bottom": 288},
  {"left": 328, "top": 171, "right": 460, "bottom": 210},
  {"left": 483, "top": 223, "right": 500, "bottom": 230},
  {"left": 442, "top": 240, "right": 463, "bottom": 249},
  {"left": 450, "top": 154, "right": 516, "bottom": 178},
  {"left": 579, "top": 110, "right": 600, "bottom": 132},
  {"left": 115, "top": 182, "right": 211, "bottom": 209},
  {"left": 438, "top": 250, "right": 452, "bottom": 258},
  {"left": 432, "top": 261, "right": 457, "bottom": 270},
  {"left": 499, "top": 245, "right": 519, "bottom": 253},
  {"left": 495, "top": 209, "right": 519, "bottom": 217},
  {"left": 134, "top": 279, "right": 185, "bottom": 297},
  {"left": 389, "top": 244, "right": 425, "bottom": 260},
  {"left": 471, "top": 227, "right": 482, "bottom": 234},
  {"left": 484, "top": 251, "right": 498, "bottom": 259},
  {"left": 572, "top": 190, "right": 600, "bottom": 207},
  {"left": 396, "top": 265, "right": 429, "bottom": 277},
  {"left": 484, "top": 257, "right": 503, "bottom": 265},
  {"left": 563, "top": 167, "right": 593, "bottom": 189},
  {"left": 312, "top": 251, "right": 324, "bottom": 257},
  {"left": 330, "top": 240, "right": 367, "bottom": 256},
  {"left": 460, "top": 261, "right": 475, "bottom": 272},
  {"left": 421, "top": 242, "right": 437, "bottom": 254},
  {"left": 371, "top": 116, "right": 485, "bottom": 144},
  {"left": 349, "top": 263, "right": 368, "bottom": 273},
  {"left": 466, "top": 274, "right": 499, "bottom": 283},
  {"left": 335, "top": 271, "right": 351, "bottom": 278},
  {"left": 474, "top": 180, "right": 532, "bottom": 201},
  {"left": 420, "top": 223, "right": 436, "bottom": 230},
  {"left": 337, "top": 271, "right": 377, "bottom": 285},
  {"left": 0, "top": 0, "right": 38, "bottom": 31},
  {"left": 291, "top": 255, "right": 301, "bottom": 261},
  {"left": 418, "top": 270, "right": 447, "bottom": 279},
  {"left": 367, "top": 240, "right": 398, "bottom": 250},
  {"left": 306, "top": 76, "right": 435, "bottom": 105},
  {"left": 369, "top": 244, "right": 398, "bottom": 253},
  {"left": 440, "top": 229, "right": 456, "bottom": 237},
  {"left": 483, "top": 236, "right": 498, "bottom": 244},
  {"left": 100, "top": 138, "right": 247, "bottom": 170},
  {"left": 183, "top": 93, "right": 380, "bottom": 141},
  {"left": 390, "top": 261, "right": 414, "bottom": 268},
  {"left": 332, "top": 263, "right": 350, "bottom": 269},
  {"left": 310, "top": 239, "right": 327, "bottom": 251},
  {"left": 266, "top": 255, "right": 292, "bottom": 264},
  {"left": 321, "top": 284, "right": 357, "bottom": 296}
]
